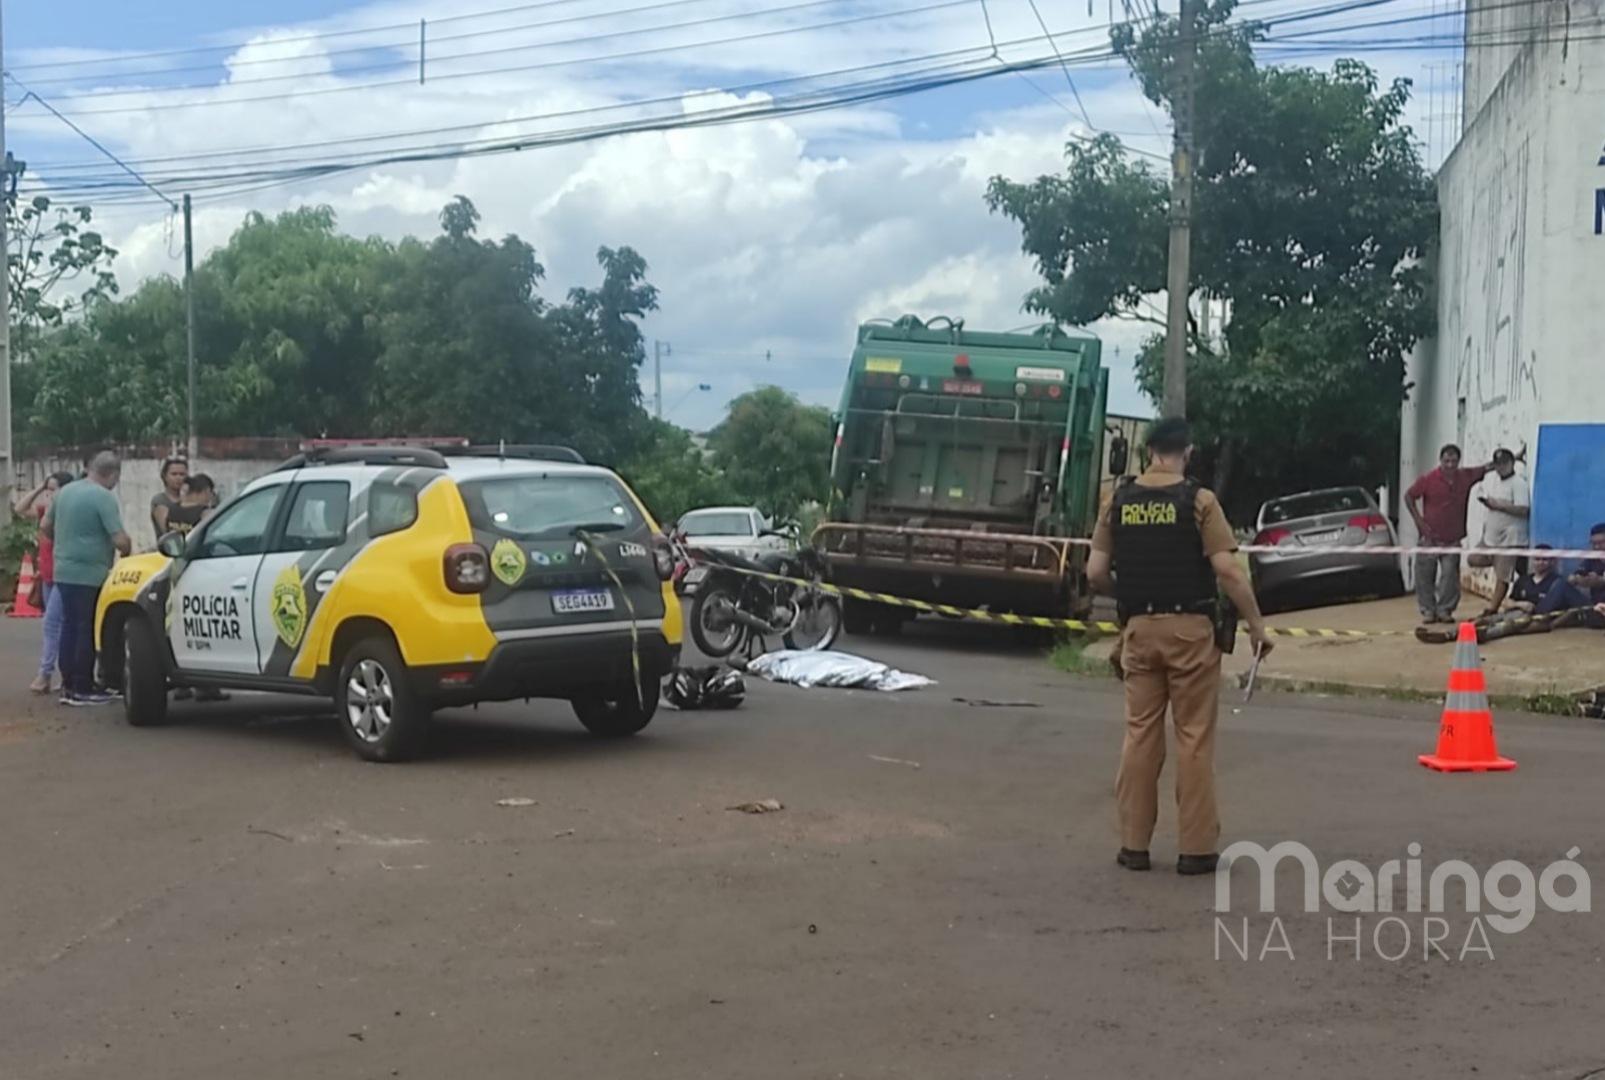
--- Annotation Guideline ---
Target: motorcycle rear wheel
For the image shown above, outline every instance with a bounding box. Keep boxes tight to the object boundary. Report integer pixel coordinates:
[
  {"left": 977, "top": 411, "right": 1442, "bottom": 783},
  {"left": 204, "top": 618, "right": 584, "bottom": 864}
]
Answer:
[
  {"left": 690, "top": 586, "right": 744, "bottom": 657},
  {"left": 783, "top": 591, "right": 843, "bottom": 652}
]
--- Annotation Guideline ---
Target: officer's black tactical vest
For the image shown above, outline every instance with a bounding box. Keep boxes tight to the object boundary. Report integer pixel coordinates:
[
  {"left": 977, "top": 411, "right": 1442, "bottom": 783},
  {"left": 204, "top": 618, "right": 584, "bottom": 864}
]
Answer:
[{"left": 1109, "top": 479, "right": 1217, "bottom": 618}]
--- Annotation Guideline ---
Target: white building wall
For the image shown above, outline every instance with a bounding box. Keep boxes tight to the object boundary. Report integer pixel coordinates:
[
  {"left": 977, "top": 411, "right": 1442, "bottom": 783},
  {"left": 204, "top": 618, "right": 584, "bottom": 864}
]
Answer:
[
  {"left": 1462, "top": 0, "right": 1555, "bottom": 125},
  {"left": 17, "top": 456, "right": 279, "bottom": 554},
  {"left": 1402, "top": 0, "right": 1605, "bottom": 572}
]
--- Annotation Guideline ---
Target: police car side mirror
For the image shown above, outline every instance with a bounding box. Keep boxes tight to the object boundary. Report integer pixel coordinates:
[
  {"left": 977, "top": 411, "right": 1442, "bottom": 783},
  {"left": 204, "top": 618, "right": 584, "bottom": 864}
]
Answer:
[
  {"left": 1108, "top": 434, "right": 1130, "bottom": 477},
  {"left": 157, "top": 531, "right": 188, "bottom": 559}
]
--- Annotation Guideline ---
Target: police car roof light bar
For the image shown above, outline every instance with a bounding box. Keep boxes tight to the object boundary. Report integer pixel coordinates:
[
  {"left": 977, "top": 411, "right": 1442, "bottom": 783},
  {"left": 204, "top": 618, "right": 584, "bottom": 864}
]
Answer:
[
  {"left": 459, "top": 444, "right": 585, "bottom": 464},
  {"left": 274, "top": 446, "right": 451, "bottom": 471}
]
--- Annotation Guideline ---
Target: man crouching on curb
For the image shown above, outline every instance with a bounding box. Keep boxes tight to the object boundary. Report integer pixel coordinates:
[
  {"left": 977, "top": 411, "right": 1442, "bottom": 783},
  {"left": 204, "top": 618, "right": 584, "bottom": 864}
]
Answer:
[{"left": 1085, "top": 418, "right": 1273, "bottom": 876}]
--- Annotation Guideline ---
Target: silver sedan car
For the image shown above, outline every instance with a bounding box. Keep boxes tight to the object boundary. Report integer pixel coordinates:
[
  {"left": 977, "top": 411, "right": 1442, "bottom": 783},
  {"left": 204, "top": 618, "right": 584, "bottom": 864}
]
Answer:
[
  {"left": 673, "top": 506, "right": 791, "bottom": 562},
  {"left": 1249, "top": 487, "right": 1405, "bottom": 612}
]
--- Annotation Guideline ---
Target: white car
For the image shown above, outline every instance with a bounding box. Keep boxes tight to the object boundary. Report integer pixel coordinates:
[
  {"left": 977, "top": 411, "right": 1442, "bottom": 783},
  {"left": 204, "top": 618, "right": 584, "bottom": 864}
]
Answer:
[{"left": 674, "top": 506, "right": 791, "bottom": 562}]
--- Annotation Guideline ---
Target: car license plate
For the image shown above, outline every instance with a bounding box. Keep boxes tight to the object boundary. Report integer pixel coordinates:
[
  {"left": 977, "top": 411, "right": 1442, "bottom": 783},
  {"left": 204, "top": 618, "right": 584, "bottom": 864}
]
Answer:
[
  {"left": 684, "top": 567, "right": 709, "bottom": 585},
  {"left": 552, "top": 588, "right": 614, "bottom": 614},
  {"left": 1301, "top": 529, "right": 1343, "bottom": 545}
]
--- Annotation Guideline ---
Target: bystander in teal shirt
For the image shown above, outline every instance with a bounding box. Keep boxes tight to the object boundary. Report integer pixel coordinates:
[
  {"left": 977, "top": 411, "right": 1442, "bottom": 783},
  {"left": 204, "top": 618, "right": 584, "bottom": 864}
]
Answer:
[{"left": 42, "top": 479, "right": 124, "bottom": 587}]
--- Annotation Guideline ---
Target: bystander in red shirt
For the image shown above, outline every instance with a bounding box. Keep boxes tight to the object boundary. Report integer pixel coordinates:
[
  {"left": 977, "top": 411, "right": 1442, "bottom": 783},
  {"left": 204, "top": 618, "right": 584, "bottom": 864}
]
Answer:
[{"left": 1406, "top": 463, "right": 1492, "bottom": 544}]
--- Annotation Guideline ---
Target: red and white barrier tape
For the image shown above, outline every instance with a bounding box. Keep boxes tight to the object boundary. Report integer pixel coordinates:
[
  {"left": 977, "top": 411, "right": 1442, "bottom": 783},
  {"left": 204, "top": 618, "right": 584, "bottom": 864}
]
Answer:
[
  {"left": 1044, "top": 536, "right": 1601, "bottom": 560},
  {"left": 1238, "top": 542, "right": 1602, "bottom": 560}
]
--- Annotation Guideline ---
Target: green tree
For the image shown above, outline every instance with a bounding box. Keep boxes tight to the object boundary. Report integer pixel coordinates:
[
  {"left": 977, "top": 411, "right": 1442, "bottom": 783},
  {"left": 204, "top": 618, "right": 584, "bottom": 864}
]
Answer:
[
  {"left": 16, "top": 197, "right": 661, "bottom": 461},
  {"left": 617, "top": 419, "right": 733, "bottom": 525},
  {"left": 202, "top": 206, "right": 391, "bottom": 437},
  {"left": 986, "top": 0, "right": 1436, "bottom": 515},
  {"left": 708, "top": 387, "right": 832, "bottom": 522},
  {"left": 545, "top": 245, "right": 661, "bottom": 462},
  {"left": 18, "top": 278, "right": 186, "bottom": 446},
  {"left": 6, "top": 190, "right": 119, "bottom": 361},
  {"left": 368, "top": 201, "right": 557, "bottom": 442}
]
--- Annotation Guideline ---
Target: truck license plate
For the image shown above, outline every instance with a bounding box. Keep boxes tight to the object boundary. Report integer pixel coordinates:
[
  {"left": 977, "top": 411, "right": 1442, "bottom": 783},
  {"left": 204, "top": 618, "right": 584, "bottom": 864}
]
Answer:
[{"left": 552, "top": 589, "right": 615, "bottom": 614}]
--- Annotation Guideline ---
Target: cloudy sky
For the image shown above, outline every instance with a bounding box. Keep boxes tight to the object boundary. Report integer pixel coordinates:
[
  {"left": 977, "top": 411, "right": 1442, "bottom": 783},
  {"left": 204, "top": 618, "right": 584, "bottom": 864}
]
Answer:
[{"left": 5, "top": 0, "right": 1461, "bottom": 432}]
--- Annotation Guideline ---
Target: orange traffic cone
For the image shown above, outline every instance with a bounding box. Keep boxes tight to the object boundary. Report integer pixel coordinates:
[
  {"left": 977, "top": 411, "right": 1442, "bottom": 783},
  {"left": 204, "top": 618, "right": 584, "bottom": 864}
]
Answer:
[
  {"left": 9, "top": 552, "right": 44, "bottom": 618},
  {"left": 1419, "top": 621, "right": 1516, "bottom": 772}
]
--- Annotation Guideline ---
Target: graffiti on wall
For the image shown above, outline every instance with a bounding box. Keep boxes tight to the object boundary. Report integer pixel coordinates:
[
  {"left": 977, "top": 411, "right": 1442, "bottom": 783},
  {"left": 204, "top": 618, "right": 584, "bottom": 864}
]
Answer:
[{"left": 1446, "top": 135, "right": 1538, "bottom": 428}]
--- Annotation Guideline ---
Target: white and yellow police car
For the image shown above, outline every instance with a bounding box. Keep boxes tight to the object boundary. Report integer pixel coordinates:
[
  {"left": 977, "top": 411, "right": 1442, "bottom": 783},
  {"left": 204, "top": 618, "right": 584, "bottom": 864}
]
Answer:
[{"left": 95, "top": 446, "right": 682, "bottom": 761}]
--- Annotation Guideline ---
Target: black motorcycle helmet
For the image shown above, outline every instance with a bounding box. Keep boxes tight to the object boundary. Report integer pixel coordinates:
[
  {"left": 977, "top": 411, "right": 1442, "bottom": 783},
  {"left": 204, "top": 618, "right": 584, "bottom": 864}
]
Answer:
[{"left": 703, "top": 670, "right": 746, "bottom": 709}]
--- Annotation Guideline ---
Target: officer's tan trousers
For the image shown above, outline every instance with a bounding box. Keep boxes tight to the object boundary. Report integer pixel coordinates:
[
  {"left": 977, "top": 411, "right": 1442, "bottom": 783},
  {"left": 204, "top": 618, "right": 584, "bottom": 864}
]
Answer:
[{"left": 1116, "top": 614, "right": 1222, "bottom": 856}]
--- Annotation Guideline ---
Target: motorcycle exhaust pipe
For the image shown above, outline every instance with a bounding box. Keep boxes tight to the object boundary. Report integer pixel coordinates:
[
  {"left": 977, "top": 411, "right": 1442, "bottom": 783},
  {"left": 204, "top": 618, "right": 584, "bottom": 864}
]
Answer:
[{"left": 727, "top": 605, "right": 787, "bottom": 636}]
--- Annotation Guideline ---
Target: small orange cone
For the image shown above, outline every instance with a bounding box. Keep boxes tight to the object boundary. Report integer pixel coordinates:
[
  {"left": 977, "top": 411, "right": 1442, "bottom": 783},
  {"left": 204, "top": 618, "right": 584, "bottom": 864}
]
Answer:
[
  {"left": 1419, "top": 621, "right": 1515, "bottom": 772},
  {"left": 9, "top": 552, "right": 44, "bottom": 618}
]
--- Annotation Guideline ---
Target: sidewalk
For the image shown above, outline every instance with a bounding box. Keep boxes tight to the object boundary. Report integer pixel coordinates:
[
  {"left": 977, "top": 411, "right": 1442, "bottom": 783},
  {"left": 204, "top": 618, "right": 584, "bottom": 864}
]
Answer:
[{"left": 1087, "top": 596, "right": 1602, "bottom": 701}]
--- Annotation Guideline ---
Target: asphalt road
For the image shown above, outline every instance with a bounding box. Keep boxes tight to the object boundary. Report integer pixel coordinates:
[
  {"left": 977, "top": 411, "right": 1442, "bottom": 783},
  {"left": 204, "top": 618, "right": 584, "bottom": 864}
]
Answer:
[{"left": 2, "top": 616, "right": 1602, "bottom": 1079}]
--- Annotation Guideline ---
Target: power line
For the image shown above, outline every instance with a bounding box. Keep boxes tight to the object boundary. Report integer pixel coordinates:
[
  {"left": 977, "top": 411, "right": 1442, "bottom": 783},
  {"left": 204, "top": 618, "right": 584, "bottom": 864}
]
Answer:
[
  {"left": 23, "top": 0, "right": 888, "bottom": 101},
  {"left": 1252, "top": 0, "right": 1579, "bottom": 49},
  {"left": 17, "top": 49, "right": 1095, "bottom": 208},
  {"left": 1009, "top": 70, "right": 1168, "bottom": 158},
  {"left": 23, "top": 44, "right": 1027, "bottom": 174},
  {"left": 1264, "top": 23, "right": 1605, "bottom": 50},
  {"left": 3, "top": 0, "right": 627, "bottom": 74},
  {"left": 1117, "top": 0, "right": 1170, "bottom": 142},
  {"left": 15, "top": 0, "right": 1402, "bottom": 125},
  {"left": 5, "top": 77, "right": 177, "bottom": 210},
  {"left": 1024, "top": 0, "right": 1097, "bottom": 129},
  {"left": 12, "top": 0, "right": 978, "bottom": 118},
  {"left": 11, "top": 0, "right": 741, "bottom": 87},
  {"left": 21, "top": 47, "right": 1038, "bottom": 189},
  {"left": 19, "top": 0, "right": 1349, "bottom": 175},
  {"left": 977, "top": 0, "right": 1001, "bottom": 55},
  {"left": 12, "top": 0, "right": 1434, "bottom": 204}
]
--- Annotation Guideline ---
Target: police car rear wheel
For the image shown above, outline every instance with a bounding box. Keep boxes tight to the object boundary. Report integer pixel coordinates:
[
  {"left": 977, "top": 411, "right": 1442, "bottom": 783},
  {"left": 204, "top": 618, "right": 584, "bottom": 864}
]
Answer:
[
  {"left": 337, "top": 637, "right": 430, "bottom": 762},
  {"left": 572, "top": 682, "right": 657, "bottom": 738},
  {"left": 123, "top": 617, "right": 168, "bottom": 728}
]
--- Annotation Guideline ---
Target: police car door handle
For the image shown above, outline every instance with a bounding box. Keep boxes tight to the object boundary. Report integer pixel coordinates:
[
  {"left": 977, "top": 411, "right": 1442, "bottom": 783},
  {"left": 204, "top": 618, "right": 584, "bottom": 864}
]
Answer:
[
  {"left": 230, "top": 579, "right": 249, "bottom": 591},
  {"left": 314, "top": 570, "right": 337, "bottom": 592}
]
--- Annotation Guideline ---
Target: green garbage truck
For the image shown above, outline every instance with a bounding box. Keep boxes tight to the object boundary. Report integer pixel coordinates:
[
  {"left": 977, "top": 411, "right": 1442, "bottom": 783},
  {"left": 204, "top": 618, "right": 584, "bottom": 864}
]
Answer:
[{"left": 820, "top": 315, "right": 1118, "bottom": 633}]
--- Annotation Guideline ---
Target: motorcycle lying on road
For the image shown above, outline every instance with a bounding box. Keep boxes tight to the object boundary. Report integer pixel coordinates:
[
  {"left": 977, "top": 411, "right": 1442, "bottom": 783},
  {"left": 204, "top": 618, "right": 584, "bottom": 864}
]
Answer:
[{"left": 678, "top": 532, "right": 843, "bottom": 659}]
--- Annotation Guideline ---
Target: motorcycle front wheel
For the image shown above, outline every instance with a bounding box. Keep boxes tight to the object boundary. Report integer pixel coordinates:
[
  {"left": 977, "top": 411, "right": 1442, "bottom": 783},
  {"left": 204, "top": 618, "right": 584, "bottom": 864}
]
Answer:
[
  {"left": 690, "top": 586, "right": 744, "bottom": 657},
  {"left": 783, "top": 590, "right": 843, "bottom": 652}
]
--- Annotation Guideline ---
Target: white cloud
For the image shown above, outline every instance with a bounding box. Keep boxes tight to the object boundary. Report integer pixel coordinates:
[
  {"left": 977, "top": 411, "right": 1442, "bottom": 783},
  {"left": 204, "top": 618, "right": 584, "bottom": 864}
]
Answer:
[{"left": 10, "top": 0, "right": 1449, "bottom": 432}]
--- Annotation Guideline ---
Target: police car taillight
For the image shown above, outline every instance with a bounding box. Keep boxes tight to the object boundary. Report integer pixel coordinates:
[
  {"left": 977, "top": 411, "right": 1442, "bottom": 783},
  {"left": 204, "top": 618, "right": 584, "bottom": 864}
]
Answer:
[
  {"left": 444, "top": 543, "right": 490, "bottom": 593},
  {"left": 652, "top": 540, "right": 675, "bottom": 581}
]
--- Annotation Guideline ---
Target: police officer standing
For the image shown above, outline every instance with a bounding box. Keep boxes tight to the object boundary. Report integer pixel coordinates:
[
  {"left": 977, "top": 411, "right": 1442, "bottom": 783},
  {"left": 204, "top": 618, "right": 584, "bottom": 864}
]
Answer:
[{"left": 1086, "top": 418, "right": 1272, "bottom": 875}]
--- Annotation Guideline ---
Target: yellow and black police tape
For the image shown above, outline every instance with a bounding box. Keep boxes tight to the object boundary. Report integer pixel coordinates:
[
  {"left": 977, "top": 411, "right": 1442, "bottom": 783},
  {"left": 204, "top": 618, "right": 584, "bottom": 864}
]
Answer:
[
  {"left": 699, "top": 562, "right": 1402, "bottom": 639},
  {"left": 575, "top": 530, "right": 645, "bottom": 708}
]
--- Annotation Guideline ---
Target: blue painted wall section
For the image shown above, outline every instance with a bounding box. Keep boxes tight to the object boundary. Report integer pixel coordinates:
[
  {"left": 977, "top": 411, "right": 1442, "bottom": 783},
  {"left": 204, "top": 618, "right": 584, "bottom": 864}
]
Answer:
[{"left": 1533, "top": 424, "right": 1605, "bottom": 569}]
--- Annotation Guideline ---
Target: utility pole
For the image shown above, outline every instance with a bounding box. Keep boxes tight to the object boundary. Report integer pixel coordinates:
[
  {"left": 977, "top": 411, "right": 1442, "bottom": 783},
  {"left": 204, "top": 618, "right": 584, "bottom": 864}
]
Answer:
[
  {"left": 0, "top": 1, "right": 13, "bottom": 519},
  {"left": 1162, "top": 0, "right": 1198, "bottom": 420},
  {"left": 653, "top": 340, "right": 669, "bottom": 420},
  {"left": 184, "top": 195, "right": 198, "bottom": 460},
  {"left": 7, "top": 68, "right": 195, "bottom": 470}
]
